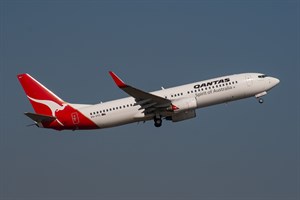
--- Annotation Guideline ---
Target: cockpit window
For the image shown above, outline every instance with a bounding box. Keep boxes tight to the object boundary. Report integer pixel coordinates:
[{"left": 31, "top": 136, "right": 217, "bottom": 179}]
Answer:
[{"left": 258, "top": 74, "right": 268, "bottom": 78}]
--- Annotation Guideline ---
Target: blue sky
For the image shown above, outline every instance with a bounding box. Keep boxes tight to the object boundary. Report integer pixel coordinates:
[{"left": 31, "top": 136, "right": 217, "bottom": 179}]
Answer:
[{"left": 1, "top": 1, "right": 299, "bottom": 200}]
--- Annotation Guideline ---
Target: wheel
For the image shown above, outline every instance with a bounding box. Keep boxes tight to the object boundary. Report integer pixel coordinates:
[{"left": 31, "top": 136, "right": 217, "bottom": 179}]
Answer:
[
  {"left": 154, "top": 118, "right": 162, "bottom": 127},
  {"left": 258, "top": 98, "right": 264, "bottom": 104}
]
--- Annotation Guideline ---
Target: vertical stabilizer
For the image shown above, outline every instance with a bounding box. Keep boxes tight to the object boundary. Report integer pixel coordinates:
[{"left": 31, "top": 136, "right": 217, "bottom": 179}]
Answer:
[{"left": 17, "top": 74, "right": 66, "bottom": 116}]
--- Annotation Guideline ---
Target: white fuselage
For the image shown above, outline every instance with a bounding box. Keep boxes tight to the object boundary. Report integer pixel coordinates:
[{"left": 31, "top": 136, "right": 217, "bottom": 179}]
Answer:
[{"left": 75, "top": 73, "right": 279, "bottom": 129}]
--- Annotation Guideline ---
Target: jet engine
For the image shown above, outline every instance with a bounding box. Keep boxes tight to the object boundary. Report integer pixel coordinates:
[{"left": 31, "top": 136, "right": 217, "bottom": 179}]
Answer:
[
  {"left": 171, "top": 97, "right": 197, "bottom": 113},
  {"left": 166, "top": 97, "right": 197, "bottom": 122}
]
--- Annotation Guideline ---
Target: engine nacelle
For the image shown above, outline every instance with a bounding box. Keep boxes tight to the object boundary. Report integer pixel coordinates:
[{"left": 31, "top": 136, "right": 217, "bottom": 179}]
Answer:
[
  {"left": 167, "top": 109, "right": 196, "bottom": 122},
  {"left": 165, "top": 97, "right": 197, "bottom": 122},
  {"left": 171, "top": 97, "right": 197, "bottom": 113}
]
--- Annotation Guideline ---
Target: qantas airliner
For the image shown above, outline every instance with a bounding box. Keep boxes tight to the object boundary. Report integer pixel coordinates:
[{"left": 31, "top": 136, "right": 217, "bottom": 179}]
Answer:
[{"left": 17, "top": 71, "right": 280, "bottom": 130}]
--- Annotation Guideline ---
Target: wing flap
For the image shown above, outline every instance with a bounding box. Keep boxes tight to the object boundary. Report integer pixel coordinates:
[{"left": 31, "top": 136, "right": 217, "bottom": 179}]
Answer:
[
  {"left": 138, "top": 102, "right": 157, "bottom": 110},
  {"left": 134, "top": 99, "right": 152, "bottom": 106}
]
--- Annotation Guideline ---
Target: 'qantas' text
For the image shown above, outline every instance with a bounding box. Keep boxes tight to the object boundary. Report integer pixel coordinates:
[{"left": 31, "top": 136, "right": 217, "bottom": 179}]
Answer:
[{"left": 194, "top": 78, "right": 230, "bottom": 89}]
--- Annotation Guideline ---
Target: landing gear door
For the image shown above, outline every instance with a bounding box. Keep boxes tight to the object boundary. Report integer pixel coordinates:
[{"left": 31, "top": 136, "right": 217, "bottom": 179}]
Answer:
[{"left": 245, "top": 74, "right": 253, "bottom": 87}]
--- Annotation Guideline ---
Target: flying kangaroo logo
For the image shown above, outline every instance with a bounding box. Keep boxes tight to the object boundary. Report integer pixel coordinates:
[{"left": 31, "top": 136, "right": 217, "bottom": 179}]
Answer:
[{"left": 27, "top": 96, "right": 67, "bottom": 126}]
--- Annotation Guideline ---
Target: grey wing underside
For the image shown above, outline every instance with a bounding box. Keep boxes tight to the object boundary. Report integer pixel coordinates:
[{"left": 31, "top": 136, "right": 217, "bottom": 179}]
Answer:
[{"left": 109, "top": 71, "right": 172, "bottom": 114}]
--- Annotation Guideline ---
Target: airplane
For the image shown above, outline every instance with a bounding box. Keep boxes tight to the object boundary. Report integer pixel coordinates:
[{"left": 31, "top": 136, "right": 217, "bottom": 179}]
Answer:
[{"left": 17, "top": 71, "right": 280, "bottom": 131}]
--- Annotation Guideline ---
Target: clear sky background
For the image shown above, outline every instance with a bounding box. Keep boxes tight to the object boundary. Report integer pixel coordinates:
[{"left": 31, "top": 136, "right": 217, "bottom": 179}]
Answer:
[{"left": 0, "top": 1, "right": 299, "bottom": 200}]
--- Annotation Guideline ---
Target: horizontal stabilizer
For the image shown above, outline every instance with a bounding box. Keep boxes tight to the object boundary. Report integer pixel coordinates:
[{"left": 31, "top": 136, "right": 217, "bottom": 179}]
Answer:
[{"left": 24, "top": 112, "right": 56, "bottom": 123}]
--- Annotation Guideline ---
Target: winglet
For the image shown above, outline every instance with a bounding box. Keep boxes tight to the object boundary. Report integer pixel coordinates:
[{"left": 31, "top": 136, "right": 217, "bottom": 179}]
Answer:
[{"left": 109, "top": 71, "right": 127, "bottom": 88}]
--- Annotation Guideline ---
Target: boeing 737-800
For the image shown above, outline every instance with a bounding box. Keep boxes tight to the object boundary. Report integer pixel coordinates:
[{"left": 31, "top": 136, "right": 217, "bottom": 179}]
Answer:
[{"left": 17, "top": 71, "right": 279, "bottom": 130}]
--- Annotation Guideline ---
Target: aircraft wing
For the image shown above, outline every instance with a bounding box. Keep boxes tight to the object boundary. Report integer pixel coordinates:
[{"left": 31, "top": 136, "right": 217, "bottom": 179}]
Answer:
[{"left": 109, "top": 71, "right": 172, "bottom": 114}]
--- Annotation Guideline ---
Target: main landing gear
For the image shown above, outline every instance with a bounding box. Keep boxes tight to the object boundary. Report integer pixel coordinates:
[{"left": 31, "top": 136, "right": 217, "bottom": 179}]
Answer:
[
  {"left": 258, "top": 98, "right": 264, "bottom": 104},
  {"left": 154, "top": 116, "right": 162, "bottom": 127}
]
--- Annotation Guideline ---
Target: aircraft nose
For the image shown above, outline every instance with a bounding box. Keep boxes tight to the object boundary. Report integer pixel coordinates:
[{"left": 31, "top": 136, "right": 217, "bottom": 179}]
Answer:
[
  {"left": 269, "top": 77, "right": 280, "bottom": 87},
  {"left": 275, "top": 77, "right": 280, "bottom": 85},
  {"left": 272, "top": 77, "right": 280, "bottom": 85}
]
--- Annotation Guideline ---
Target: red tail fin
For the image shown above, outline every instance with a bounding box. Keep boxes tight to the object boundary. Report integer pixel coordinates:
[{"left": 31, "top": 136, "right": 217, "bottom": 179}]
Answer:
[{"left": 17, "top": 73, "right": 66, "bottom": 116}]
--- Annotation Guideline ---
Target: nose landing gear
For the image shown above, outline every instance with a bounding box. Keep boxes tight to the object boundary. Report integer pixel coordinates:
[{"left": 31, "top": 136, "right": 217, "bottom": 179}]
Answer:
[
  {"left": 258, "top": 98, "right": 264, "bottom": 104},
  {"left": 255, "top": 91, "right": 267, "bottom": 104}
]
